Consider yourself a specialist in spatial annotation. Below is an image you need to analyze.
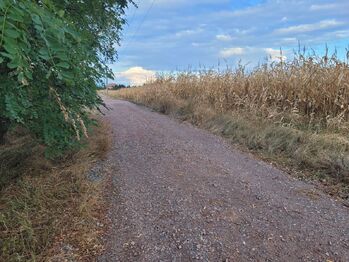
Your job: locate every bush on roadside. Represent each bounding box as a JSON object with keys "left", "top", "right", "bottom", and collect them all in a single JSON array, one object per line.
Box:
[{"left": 0, "top": 0, "right": 132, "bottom": 156}]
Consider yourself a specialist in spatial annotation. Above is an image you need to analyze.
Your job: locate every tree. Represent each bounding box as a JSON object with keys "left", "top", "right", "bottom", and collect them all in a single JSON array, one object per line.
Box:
[{"left": 0, "top": 0, "right": 133, "bottom": 156}]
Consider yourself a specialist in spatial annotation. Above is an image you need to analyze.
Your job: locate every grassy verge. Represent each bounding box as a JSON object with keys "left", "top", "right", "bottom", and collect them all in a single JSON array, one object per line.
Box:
[
  {"left": 104, "top": 54, "right": 349, "bottom": 199},
  {"left": 0, "top": 117, "right": 111, "bottom": 261}
]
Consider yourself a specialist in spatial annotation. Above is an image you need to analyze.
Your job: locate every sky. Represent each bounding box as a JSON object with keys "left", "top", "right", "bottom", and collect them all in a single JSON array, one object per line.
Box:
[{"left": 111, "top": 0, "right": 349, "bottom": 85}]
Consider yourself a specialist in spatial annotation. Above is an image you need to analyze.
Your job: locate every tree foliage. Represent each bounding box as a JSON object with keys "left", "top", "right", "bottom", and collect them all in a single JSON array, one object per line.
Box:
[{"left": 0, "top": 0, "right": 132, "bottom": 156}]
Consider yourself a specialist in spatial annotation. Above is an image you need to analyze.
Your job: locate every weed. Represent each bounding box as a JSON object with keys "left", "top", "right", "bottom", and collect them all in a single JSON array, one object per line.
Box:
[{"left": 0, "top": 118, "right": 111, "bottom": 261}]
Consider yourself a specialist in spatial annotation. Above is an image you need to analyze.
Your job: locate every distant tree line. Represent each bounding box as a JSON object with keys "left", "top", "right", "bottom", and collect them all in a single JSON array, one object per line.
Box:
[{"left": 105, "top": 83, "right": 130, "bottom": 90}]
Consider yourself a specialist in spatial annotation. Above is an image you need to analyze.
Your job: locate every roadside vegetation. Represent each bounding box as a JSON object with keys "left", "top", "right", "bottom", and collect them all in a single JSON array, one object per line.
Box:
[
  {"left": 0, "top": 1, "right": 132, "bottom": 260},
  {"left": 0, "top": 0, "right": 132, "bottom": 156},
  {"left": 111, "top": 50, "right": 349, "bottom": 198},
  {"left": 0, "top": 117, "right": 111, "bottom": 261}
]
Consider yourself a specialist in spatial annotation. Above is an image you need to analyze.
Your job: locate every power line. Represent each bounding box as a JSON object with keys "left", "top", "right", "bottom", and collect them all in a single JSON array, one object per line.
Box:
[
  {"left": 126, "top": 4, "right": 138, "bottom": 28},
  {"left": 127, "top": 0, "right": 156, "bottom": 44},
  {"left": 115, "top": 0, "right": 156, "bottom": 84}
]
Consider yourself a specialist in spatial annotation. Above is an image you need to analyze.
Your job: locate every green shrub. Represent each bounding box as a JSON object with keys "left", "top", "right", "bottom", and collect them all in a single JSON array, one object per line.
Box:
[{"left": 0, "top": 0, "right": 132, "bottom": 156}]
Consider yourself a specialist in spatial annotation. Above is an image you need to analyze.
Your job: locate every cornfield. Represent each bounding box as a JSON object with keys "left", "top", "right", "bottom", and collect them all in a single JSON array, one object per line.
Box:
[{"left": 119, "top": 50, "right": 349, "bottom": 130}]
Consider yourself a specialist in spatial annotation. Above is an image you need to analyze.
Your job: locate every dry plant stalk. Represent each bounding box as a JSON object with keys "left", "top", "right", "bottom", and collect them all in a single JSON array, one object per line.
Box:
[
  {"left": 49, "top": 86, "right": 88, "bottom": 140},
  {"left": 117, "top": 50, "right": 349, "bottom": 130}
]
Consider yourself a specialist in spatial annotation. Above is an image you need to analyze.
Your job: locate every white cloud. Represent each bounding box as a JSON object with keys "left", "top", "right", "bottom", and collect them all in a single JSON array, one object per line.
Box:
[
  {"left": 310, "top": 4, "right": 338, "bottom": 11},
  {"left": 275, "top": 19, "right": 344, "bottom": 34},
  {"left": 264, "top": 48, "right": 287, "bottom": 62},
  {"left": 216, "top": 34, "right": 233, "bottom": 41},
  {"left": 116, "top": 67, "right": 156, "bottom": 86},
  {"left": 219, "top": 47, "right": 245, "bottom": 58},
  {"left": 228, "top": 5, "right": 263, "bottom": 17},
  {"left": 218, "top": 47, "right": 288, "bottom": 62},
  {"left": 281, "top": 37, "right": 297, "bottom": 44},
  {"left": 191, "top": 42, "right": 207, "bottom": 47},
  {"left": 333, "top": 30, "right": 349, "bottom": 38},
  {"left": 175, "top": 28, "right": 203, "bottom": 38},
  {"left": 232, "top": 27, "right": 255, "bottom": 35}
]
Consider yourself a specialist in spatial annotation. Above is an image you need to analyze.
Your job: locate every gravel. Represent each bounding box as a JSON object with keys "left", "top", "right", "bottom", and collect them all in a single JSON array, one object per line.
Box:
[
  {"left": 86, "top": 163, "right": 105, "bottom": 182},
  {"left": 98, "top": 98, "right": 349, "bottom": 261}
]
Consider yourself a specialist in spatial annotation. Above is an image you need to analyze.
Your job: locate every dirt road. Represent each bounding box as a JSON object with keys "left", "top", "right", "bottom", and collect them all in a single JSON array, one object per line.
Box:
[{"left": 99, "top": 98, "right": 349, "bottom": 261}]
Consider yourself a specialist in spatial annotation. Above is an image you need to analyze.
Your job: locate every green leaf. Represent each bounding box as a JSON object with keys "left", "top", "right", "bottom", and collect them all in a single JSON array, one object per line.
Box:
[
  {"left": 24, "top": 70, "right": 33, "bottom": 80},
  {"left": 56, "top": 62, "right": 70, "bottom": 69},
  {"left": 5, "top": 29, "right": 21, "bottom": 39},
  {"left": 60, "top": 70, "right": 74, "bottom": 80},
  {"left": 8, "top": 12, "right": 24, "bottom": 23},
  {"left": 3, "top": 38, "right": 18, "bottom": 54},
  {"left": 6, "top": 55, "right": 20, "bottom": 69},
  {"left": 58, "top": 10, "right": 65, "bottom": 17},
  {"left": 0, "top": 1, "right": 6, "bottom": 9},
  {"left": 55, "top": 52, "right": 69, "bottom": 61},
  {"left": 7, "top": 6, "right": 25, "bottom": 22},
  {"left": 39, "top": 48, "right": 50, "bottom": 60},
  {"left": 0, "top": 57, "right": 3, "bottom": 63},
  {"left": 0, "top": 52, "right": 14, "bottom": 59},
  {"left": 31, "top": 14, "right": 41, "bottom": 25},
  {"left": 3, "top": 45, "right": 17, "bottom": 55}
]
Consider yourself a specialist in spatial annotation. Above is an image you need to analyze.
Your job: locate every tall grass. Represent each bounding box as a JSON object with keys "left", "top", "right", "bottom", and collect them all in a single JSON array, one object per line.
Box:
[
  {"left": 0, "top": 118, "right": 111, "bottom": 261},
  {"left": 113, "top": 50, "right": 349, "bottom": 197}
]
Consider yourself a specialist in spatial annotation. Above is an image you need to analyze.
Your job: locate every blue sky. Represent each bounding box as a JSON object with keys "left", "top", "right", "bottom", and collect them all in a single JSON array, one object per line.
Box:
[{"left": 111, "top": 0, "right": 349, "bottom": 85}]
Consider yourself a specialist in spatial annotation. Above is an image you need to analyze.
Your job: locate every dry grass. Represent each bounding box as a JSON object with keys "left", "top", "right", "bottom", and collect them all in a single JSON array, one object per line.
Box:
[
  {"left": 112, "top": 51, "right": 349, "bottom": 198},
  {"left": 0, "top": 117, "right": 112, "bottom": 261}
]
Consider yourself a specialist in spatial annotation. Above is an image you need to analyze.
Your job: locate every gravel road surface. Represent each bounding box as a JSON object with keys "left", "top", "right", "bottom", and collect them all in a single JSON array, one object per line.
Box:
[{"left": 99, "top": 98, "right": 349, "bottom": 262}]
